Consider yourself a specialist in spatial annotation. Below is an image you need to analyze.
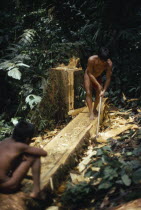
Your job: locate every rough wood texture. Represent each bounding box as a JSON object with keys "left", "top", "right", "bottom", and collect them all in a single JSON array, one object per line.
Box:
[
  {"left": 68, "top": 107, "right": 85, "bottom": 116},
  {"left": 0, "top": 99, "right": 106, "bottom": 209},
  {"left": 31, "top": 57, "right": 84, "bottom": 128},
  {"left": 48, "top": 67, "right": 83, "bottom": 111},
  {"left": 40, "top": 98, "right": 106, "bottom": 191},
  {"left": 31, "top": 67, "right": 83, "bottom": 128}
]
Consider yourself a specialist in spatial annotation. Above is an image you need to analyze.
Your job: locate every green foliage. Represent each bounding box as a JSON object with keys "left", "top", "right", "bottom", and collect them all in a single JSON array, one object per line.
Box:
[
  {"left": 0, "top": 120, "right": 13, "bottom": 141},
  {"left": 89, "top": 146, "right": 141, "bottom": 188},
  {"left": 0, "top": 2, "right": 80, "bottom": 132},
  {"left": 25, "top": 95, "right": 42, "bottom": 109},
  {"left": 61, "top": 143, "right": 141, "bottom": 208},
  {"left": 0, "top": 29, "right": 35, "bottom": 80},
  {"left": 61, "top": 182, "right": 94, "bottom": 209},
  {"left": 45, "top": 0, "right": 141, "bottom": 103},
  {"left": 0, "top": 0, "right": 141, "bottom": 133}
]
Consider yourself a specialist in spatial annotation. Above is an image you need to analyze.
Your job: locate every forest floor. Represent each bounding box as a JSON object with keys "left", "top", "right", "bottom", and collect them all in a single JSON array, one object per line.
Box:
[
  {"left": 28, "top": 99, "right": 141, "bottom": 210},
  {"left": 41, "top": 101, "right": 141, "bottom": 210}
]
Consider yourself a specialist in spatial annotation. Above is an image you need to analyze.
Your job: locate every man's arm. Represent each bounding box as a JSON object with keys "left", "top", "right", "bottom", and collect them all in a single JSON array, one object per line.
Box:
[
  {"left": 100, "top": 60, "right": 112, "bottom": 97},
  {"left": 87, "top": 57, "right": 102, "bottom": 92}
]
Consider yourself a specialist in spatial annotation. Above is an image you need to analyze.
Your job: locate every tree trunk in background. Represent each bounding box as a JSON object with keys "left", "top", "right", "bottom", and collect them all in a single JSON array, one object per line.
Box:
[{"left": 31, "top": 58, "right": 84, "bottom": 130}]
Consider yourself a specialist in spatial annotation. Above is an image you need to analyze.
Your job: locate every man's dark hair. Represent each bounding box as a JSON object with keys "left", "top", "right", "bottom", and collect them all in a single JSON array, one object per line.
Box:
[
  {"left": 12, "top": 121, "right": 35, "bottom": 142},
  {"left": 98, "top": 47, "right": 110, "bottom": 61}
]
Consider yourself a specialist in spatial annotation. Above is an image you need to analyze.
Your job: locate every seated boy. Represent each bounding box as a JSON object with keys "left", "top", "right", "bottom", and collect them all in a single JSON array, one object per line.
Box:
[{"left": 0, "top": 121, "right": 47, "bottom": 199}]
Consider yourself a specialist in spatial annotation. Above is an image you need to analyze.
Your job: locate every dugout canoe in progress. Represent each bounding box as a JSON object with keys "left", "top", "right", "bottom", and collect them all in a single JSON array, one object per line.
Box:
[{"left": 0, "top": 99, "right": 106, "bottom": 210}]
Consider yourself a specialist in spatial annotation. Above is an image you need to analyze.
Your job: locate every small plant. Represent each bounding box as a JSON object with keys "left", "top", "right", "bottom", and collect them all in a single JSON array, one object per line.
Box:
[
  {"left": 61, "top": 144, "right": 141, "bottom": 209},
  {"left": 61, "top": 182, "right": 94, "bottom": 209},
  {"left": 0, "top": 120, "right": 13, "bottom": 141}
]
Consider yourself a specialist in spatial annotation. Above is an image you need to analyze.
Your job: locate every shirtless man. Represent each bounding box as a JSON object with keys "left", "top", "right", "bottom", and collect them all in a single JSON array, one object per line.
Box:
[
  {"left": 84, "top": 47, "right": 112, "bottom": 120},
  {"left": 0, "top": 121, "right": 47, "bottom": 199}
]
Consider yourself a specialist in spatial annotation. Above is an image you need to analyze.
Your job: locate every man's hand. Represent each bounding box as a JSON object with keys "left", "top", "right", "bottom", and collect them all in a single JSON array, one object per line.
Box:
[{"left": 99, "top": 90, "right": 105, "bottom": 97}]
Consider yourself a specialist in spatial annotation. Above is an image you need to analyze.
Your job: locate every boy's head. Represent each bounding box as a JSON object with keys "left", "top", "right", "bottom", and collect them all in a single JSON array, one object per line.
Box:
[
  {"left": 98, "top": 47, "right": 110, "bottom": 61},
  {"left": 12, "top": 121, "right": 35, "bottom": 143}
]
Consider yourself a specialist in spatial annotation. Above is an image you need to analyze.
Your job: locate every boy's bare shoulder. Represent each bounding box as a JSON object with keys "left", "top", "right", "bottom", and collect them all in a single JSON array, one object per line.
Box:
[
  {"left": 14, "top": 142, "right": 28, "bottom": 149},
  {"left": 0, "top": 138, "right": 25, "bottom": 146},
  {"left": 0, "top": 139, "right": 28, "bottom": 157},
  {"left": 0, "top": 137, "right": 12, "bottom": 146},
  {"left": 11, "top": 142, "right": 29, "bottom": 154},
  {"left": 3, "top": 138, "right": 28, "bottom": 149}
]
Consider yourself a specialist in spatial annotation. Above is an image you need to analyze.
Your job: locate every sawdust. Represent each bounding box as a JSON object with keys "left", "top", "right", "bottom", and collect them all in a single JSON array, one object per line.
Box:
[{"left": 96, "top": 107, "right": 138, "bottom": 143}]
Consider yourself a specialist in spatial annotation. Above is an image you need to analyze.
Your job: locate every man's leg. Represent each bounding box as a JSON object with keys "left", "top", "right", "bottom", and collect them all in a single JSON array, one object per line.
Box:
[
  {"left": 84, "top": 73, "right": 94, "bottom": 120},
  {"left": 0, "top": 156, "right": 41, "bottom": 198},
  {"left": 93, "top": 77, "right": 103, "bottom": 116},
  {"left": 93, "top": 90, "right": 100, "bottom": 116}
]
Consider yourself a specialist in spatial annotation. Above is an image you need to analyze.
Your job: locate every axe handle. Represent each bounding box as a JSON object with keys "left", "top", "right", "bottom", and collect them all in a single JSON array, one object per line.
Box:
[{"left": 96, "top": 96, "right": 102, "bottom": 137}]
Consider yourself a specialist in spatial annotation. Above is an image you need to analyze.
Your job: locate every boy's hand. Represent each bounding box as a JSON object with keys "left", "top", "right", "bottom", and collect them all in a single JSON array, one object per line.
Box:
[{"left": 22, "top": 154, "right": 29, "bottom": 161}]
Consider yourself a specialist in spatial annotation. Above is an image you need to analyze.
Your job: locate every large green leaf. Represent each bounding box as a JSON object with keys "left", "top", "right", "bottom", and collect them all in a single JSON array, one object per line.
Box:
[
  {"left": 8, "top": 68, "right": 21, "bottom": 80},
  {"left": 98, "top": 181, "right": 112, "bottom": 190},
  {"left": 25, "top": 94, "right": 42, "bottom": 109},
  {"left": 16, "top": 63, "right": 30, "bottom": 68},
  {"left": 133, "top": 168, "right": 141, "bottom": 184},
  {"left": 103, "top": 166, "right": 118, "bottom": 180},
  {"left": 0, "top": 62, "right": 14, "bottom": 70},
  {"left": 121, "top": 174, "right": 131, "bottom": 186}
]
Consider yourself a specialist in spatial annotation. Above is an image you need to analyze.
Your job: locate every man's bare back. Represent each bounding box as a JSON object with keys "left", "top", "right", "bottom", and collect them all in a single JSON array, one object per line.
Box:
[
  {"left": 0, "top": 138, "right": 22, "bottom": 182},
  {"left": 0, "top": 121, "right": 47, "bottom": 199},
  {"left": 84, "top": 48, "right": 112, "bottom": 120}
]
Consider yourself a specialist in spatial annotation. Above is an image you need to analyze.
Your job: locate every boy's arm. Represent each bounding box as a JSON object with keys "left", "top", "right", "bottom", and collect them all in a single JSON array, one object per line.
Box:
[
  {"left": 100, "top": 60, "right": 112, "bottom": 97},
  {"left": 18, "top": 143, "right": 47, "bottom": 157},
  {"left": 87, "top": 57, "right": 102, "bottom": 92},
  {"left": 24, "top": 146, "right": 47, "bottom": 156}
]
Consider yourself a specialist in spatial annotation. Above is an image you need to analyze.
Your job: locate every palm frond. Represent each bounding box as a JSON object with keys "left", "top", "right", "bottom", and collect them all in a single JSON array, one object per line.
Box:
[{"left": 0, "top": 29, "right": 36, "bottom": 79}]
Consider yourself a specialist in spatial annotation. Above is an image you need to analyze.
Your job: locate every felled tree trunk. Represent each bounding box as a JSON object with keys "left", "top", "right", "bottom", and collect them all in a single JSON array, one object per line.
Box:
[
  {"left": 0, "top": 191, "right": 44, "bottom": 210},
  {"left": 111, "top": 198, "right": 141, "bottom": 210},
  {"left": 0, "top": 192, "right": 28, "bottom": 210}
]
